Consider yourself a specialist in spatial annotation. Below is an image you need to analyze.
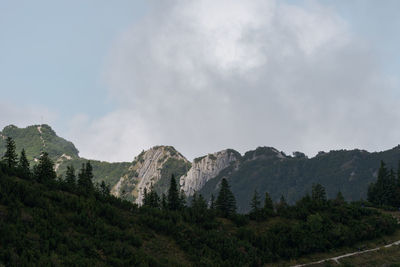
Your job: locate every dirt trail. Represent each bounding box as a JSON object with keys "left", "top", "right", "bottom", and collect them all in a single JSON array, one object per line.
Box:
[{"left": 291, "top": 239, "right": 400, "bottom": 267}]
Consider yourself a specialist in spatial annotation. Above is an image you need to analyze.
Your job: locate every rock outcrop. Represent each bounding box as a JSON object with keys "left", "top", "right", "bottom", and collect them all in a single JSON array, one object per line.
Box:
[
  {"left": 180, "top": 149, "right": 241, "bottom": 196},
  {"left": 111, "top": 146, "right": 191, "bottom": 204}
]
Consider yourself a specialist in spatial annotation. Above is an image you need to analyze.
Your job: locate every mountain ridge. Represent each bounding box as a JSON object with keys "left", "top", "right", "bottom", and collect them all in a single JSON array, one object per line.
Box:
[{"left": 1, "top": 124, "right": 400, "bottom": 213}]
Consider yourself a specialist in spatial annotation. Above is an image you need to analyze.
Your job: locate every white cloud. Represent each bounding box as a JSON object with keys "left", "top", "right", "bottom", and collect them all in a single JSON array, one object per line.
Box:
[{"left": 72, "top": 0, "right": 400, "bottom": 161}]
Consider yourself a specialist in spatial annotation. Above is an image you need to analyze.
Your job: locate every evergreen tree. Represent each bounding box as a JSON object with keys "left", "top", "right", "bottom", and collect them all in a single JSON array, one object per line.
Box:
[
  {"left": 65, "top": 165, "right": 76, "bottom": 191},
  {"left": 276, "top": 195, "right": 288, "bottom": 216},
  {"left": 333, "top": 191, "right": 345, "bottom": 205},
  {"left": 18, "top": 149, "right": 30, "bottom": 178},
  {"left": 216, "top": 178, "right": 236, "bottom": 218},
  {"left": 33, "top": 152, "right": 56, "bottom": 183},
  {"left": 167, "top": 174, "right": 180, "bottom": 210},
  {"left": 2, "top": 137, "right": 18, "bottom": 169},
  {"left": 161, "top": 193, "right": 167, "bottom": 210},
  {"left": 143, "top": 184, "right": 160, "bottom": 208},
  {"left": 262, "top": 192, "right": 274, "bottom": 218},
  {"left": 249, "top": 190, "right": 261, "bottom": 219},
  {"left": 100, "top": 181, "right": 110, "bottom": 196},
  {"left": 77, "top": 162, "right": 94, "bottom": 195},
  {"left": 311, "top": 183, "right": 327, "bottom": 207}
]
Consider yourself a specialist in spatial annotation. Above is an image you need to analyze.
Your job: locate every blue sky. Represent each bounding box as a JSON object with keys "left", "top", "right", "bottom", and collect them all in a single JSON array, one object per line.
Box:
[{"left": 1, "top": 0, "right": 400, "bottom": 162}]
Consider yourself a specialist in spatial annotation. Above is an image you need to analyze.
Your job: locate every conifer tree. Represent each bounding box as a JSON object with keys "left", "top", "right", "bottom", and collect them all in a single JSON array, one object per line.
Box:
[
  {"left": 263, "top": 192, "right": 274, "bottom": 217},
  {"left": 33, "top": 152, "right": 56, "bottom": 183},
  {"left": 167, "top": 174, "right": 180, "bottom": 210},
  {"left": 216, "top": 178, "right": 236, "bottom": 217},
  {"left": 334, "top": 191, "right": 345, "bottom": 205},
  {"left": 161, "top": 193, "right": 167, "bottom": 210},
  {"left": 77, "top": 162, "right": 94, "bottom": 195},
  {"left": 250, "top": 190, "right": 261, "bottom": 219},
  {"left": 100, "top": 181, "right": 110, "bottom": 196},
  {"left": 276, "top": 195, "right": 288, "bottom": 216},
  {"left": 18, "top": 149, "right": 30, "bottom": 178},
  {"left": 311, "top": 183, "right": 327, "bottom": 203},
  {"left": 2, "top": 137, "right": 18, "bottom": 169},
  {"left": 65, "top": 165, "right": 76, "bottom": 190}
]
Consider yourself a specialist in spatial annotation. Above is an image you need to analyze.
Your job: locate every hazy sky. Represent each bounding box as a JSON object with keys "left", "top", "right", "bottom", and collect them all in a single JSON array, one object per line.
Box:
[{"left": 1, "top": 0, "right": 400, "bottom": 162}]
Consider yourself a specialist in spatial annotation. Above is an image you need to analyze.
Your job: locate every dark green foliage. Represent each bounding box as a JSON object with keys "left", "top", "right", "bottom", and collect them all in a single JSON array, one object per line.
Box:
[
  {"left": 249, "top": 190, "right": 261, "bottom": 220},
  {"left": 216, "top": 178, "right": 236, "bottom": 217},
  {"left": 143, "top": 185, "right": 160, "bottom": 208},
  {"left": 65, "top": 165, "right": 76, "bottom": 190},
  {"left": 77, "top": 162, "right": 94, "bottom": 195},
  {"left": 0, "top": 156, "right": 398, "bottom": 266},
  {"left": 17, "top": 149, "right": 30, "bottom": 178},
  {"left": 33, "top": 152, "right": 56, "bottom": 183},
  {"left": 262, "top": 192, "right": 274, "bottom": 218},
  {"left": 2, "top": 137, "right": 18, "bottom": 169},
  {"left": 167, "top": 174, "right": 181, "bottom": 210},
  {"left": 368, "top": 160, "right": 400, "bottom": 207}
]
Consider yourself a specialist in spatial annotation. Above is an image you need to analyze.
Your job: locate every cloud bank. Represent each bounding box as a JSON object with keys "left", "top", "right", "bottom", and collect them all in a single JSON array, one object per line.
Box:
[{"left": 69, "top": 0, "right": 400, "bottom": 162}]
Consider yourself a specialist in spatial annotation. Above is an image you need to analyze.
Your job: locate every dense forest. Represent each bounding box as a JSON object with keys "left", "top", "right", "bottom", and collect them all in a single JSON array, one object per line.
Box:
[{"left": 0, "top": 137, "right": 398, "bottom": 266}]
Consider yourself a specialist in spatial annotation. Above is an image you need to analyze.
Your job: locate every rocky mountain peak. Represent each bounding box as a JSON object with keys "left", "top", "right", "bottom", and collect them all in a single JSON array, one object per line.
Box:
[{"left": 180, "top": 149, "right": 241, "bottom": 196}]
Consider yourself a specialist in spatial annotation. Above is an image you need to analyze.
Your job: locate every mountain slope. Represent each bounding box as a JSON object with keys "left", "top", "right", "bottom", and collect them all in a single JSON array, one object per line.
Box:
[{"left": 198, "top": 146, "right": 400, "bottom": 212}]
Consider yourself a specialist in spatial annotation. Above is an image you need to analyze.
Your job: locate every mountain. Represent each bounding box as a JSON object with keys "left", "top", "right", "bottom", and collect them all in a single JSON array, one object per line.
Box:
[
  {"left": 111, "top": 146, "right": 191, "bottom": 203},
  {"left": 199, "top": 146, "right": 400, "bottom": 212},
  {"left": 0, "top": 125, "right": 135, "bottom": 188},
  {"left": 2, "top": 124, "right": 400, "bottom": 213}
]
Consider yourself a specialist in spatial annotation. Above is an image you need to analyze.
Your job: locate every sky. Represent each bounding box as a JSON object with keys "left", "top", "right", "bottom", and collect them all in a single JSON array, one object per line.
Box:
[{"left": 1, "top": 0, "right": 400, "bottom": 162}]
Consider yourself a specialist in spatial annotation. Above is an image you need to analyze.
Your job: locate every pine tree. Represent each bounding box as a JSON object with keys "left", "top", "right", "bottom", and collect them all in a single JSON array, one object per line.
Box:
[
  {"left": 263, "top": 192, "right": 274, "bottom": 218},
  {"left": 216, "top": 178, "right": 236, "bottom": 218},
  {"left": 100, "top": 181, "right": 110, "bottom": 196},
  {"left": 77, "top": 162, "right": 94, "bottom": 195},
  {"left": 334, "top": 191, "right": 345, "bottom": 205},
  {"left": 167, "top": 174, "right": 180, "bottom": 210},
  {"left": 250, "top": 190, "right": 261, "bottom": 219},
  {"left": 33, "top": 152, "right": 56, "bottom": 183},
  {"left": 2, "top": 137, "right": 18, "bottom": 169},
  {"left": 161, "top": 193, "right": 167, "bottom": 210},
  {"left": 18, "top": 149, "right": 30, "bottom": 178},
  {"left": 311, "top": 183, "right": 327, "bottom": 206},
  {"left": 65, "top": 165, "right": 76, "bottom": 191},
  {"left": 276, "top": 195, "right": 288, "bottom": 216}
]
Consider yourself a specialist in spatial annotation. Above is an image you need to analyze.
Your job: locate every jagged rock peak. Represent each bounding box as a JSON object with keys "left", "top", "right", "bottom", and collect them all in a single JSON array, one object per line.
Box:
[
  {"left": 180, "top": 149, "right": 241, "bottom": 196},
  {"left": 112, "top": 145, "right": 190, "bottom": 204}
]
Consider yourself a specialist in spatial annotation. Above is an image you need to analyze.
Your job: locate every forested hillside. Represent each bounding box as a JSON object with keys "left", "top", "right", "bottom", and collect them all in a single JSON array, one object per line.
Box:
[{"left": 0, "top": 139, "right": 398, "bottom": 266}]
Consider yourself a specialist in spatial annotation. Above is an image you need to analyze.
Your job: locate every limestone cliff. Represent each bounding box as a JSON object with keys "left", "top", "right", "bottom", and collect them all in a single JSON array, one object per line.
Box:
[
  {"left": 179, "top": 149, "right": 241, "bottom": 196},
  {"left": 111, "top": 146, "right": 191, "bottom": 204}
]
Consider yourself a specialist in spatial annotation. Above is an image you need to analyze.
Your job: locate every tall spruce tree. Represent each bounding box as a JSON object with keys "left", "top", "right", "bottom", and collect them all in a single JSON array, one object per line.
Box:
[
  {"left": 18, "top": 149, "right": 30, "bottom": 178},
  {"left": 33, "top": 152, "right": 56, "bottom": 183},
  {"left": 263, "top": 192, "right": 274, "bottom": 218},
  {"left": 77, "top": 162, "right": 94, "bottom": 195},
  {"left": 167, "top": 174, "right": 180, "bottom": 210},
  {"left": 65, "top": 165, "right": 76, "bottom": 190},
  {"left": 2, "top": 137, "right": 18, "bottom": 169},
  {"left": 216, "top": 178, "right": 236, "bottom": 218},
  {"left": 250, "top": 190, "right": 261, "bottom": 219}
]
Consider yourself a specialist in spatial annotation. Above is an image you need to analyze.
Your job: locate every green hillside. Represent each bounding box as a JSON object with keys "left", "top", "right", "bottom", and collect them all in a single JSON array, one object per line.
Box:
[
  {"left": 0, "top": 125, "right": 134, "bottom": 187},
  {"left": 0, "top": 160, "right": 398, "bottom": 266}
]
